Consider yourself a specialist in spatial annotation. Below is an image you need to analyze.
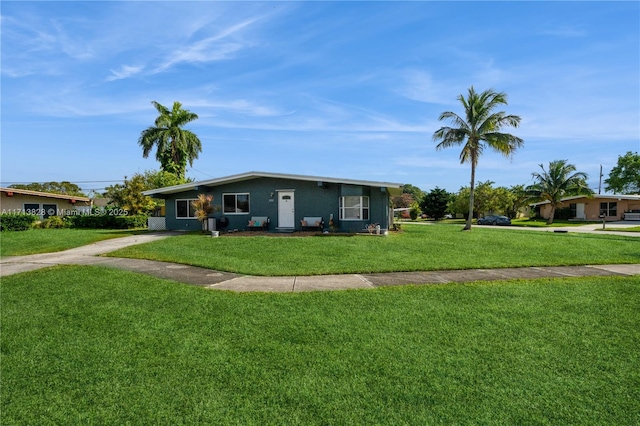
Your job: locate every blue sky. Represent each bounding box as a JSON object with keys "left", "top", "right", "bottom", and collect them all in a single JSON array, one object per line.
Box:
[{"left": 2, "top": 1, "right": 639, "bottom": 196}]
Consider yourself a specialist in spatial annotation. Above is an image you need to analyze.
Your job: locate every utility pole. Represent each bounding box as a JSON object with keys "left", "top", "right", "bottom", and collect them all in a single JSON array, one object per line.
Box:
[{"left": 598, "top": 164, "right": 603, "bottom": 194}]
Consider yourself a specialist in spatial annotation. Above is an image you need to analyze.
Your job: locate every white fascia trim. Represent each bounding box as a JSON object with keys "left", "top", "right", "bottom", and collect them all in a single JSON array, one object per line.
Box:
[{"left": 143, "top": 171, "right": 404, "bottom": 196}]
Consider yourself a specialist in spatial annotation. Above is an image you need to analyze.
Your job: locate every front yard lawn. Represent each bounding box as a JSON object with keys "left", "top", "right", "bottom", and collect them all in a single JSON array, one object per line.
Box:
[
  {"left": 510, "top": 218, "right": 600, "bottom": 227},
  {"left": 602, "top": 226, "right": 640, "bottom": 233},
  {"left": 511, "top": 218, "right": 640, "bottom": 232},
  {"left": 0, "top": 228, "right": 147, "bottom": 257},
  {"left": 109, "top": 224, "right": 640, "bottom": 276},
  {"left": 2, "top": 266, "right": 638, "bottom": 425}
]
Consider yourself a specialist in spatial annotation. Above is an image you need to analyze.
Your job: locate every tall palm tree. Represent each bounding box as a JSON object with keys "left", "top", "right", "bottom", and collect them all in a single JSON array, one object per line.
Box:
[
  {"left": 526, "top": 160, "right": 593, "bottom": 224},
  {"left": 138, "top": 101, "right": 202, "bottom": 179},
  {"left": 433, "top": 86, "right": 523, "bottom": 230}
]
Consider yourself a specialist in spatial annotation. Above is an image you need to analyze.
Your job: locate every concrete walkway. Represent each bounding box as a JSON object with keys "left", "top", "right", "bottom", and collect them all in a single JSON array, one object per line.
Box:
[
  {"left": 415, "top": 220, "right": 640, "bottom": 237},
  {"left": 1, "top": 230, "right": 639, "bottom": 292},
  {"left": 478, "top": 222, "right": 640, "bottom": 237}
]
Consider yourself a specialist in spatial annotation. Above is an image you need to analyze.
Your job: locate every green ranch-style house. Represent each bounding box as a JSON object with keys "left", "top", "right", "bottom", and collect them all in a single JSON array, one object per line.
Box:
[{"left": 143, "top": 171, "right": 404, "bottom": 233}]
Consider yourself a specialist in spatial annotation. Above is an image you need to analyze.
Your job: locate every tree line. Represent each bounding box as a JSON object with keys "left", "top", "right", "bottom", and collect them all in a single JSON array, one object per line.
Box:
[
  {"left": 396, "top": 152, "right": 639, "bottom": 225},
  {"left": 8, "top": 95, "right": 638, "bottom": 224},
  {"left": 429, "top": 86, "right": 638, "bottom": 227}
]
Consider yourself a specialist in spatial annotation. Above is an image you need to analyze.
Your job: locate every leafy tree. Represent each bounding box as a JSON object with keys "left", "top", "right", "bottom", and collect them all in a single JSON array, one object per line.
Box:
[
  {"left": 143, "top": 169, "right": 192, "bottom": 191},
  {"left": 448, "top": 182, "right": 522, "bottom": 219},
  {"left": 448, "top": 187, "right": 471, "bottom": 218},
  {"left": 104, "top": 174, "right": 156, "bottom": 215},
  {"left": 103, "top": 170, "right": 188, "bottom": 216},
  {"left": 473, "top": 180, "right": 498, "bottom": 217},
  {"left": 402, "top": 184, "right": 425, "bottom": 204},
  {"left": 448, "top": 182, "right": 495, "bottom": 219},
  {"left": 392, "top": 193, "right": 416, "bottom": 209},
  {"left": 9, "top": 181, "right": 86, "bottom": 197},
  {"left": 420, "top": 187, "right": 451, "bottom": 220},
  {"left": 393, "top": 184, "right": 425, "bottom": 209},
  {"left": 526, "top": 160, "right": 593, "bottom": 224},
  {"left": 604, "top": 151, "right": 640, "bottom": 194},
  {"left": 495, "top": 185, "right": 529, "bottom": 219},
  {"left": 433, "top": 86, "right": 523, "bottom": 230},
  {"left": 138, "top": 101, "right": 202, "bottom": 179}
]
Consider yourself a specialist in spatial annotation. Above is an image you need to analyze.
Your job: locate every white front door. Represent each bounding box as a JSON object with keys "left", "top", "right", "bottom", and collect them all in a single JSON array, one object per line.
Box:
[
  {"left": 278, "top": 191, "right": 295, "bottom": 228},
  {"left": 576, "top": 203, "right": 585, "bottom": 220}
]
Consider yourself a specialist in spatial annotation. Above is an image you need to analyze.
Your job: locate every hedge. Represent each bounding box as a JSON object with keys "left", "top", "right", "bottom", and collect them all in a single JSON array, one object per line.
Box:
[
  {"left": 67, "top": 214, "right": 148, "bottom": 229},
  {"left": 0, "top": 214, "right": 39, "bottom": 231}
]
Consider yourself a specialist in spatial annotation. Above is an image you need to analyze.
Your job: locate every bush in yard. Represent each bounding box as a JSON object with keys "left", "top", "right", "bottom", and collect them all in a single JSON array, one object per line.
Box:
[
  {"left": 68, "top": 214, "right": 148, "bottom": 229},
  {"left": 409, "top": 202, "right": 421, "bottom": 220},
  {"left": 37, "top": 216, "right": 68, "bottom": 229},
  {"left": 118, "top": 215, "right": 148, "bottom": 229},
  {"left": 0, "top": 214, "right": 39, "bottom": 231}
]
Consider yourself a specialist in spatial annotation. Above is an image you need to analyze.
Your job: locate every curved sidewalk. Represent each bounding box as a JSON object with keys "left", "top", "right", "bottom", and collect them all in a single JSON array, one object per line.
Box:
[{"left": 1, "top": 232, "right": 638, "bottom": 292}]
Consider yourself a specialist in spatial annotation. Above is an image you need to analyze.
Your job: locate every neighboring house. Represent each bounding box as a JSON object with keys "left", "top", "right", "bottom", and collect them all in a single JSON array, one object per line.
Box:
[
  {"left": 530, "top": 194, "right": 640, "bottom": 222},
  {"left": 0, "top": 187, "right": 91, "bottom": 219},
  {"left": 143, "top": 171, "right": 404, "bottom": 232}
]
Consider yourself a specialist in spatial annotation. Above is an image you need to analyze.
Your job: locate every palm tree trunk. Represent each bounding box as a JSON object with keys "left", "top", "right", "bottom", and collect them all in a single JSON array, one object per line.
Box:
[
  {"left": 547, "top": 205, "right": 556, "bottom": 225},
  {"left": 465, "top": 160, "right": 476, "bottom": 230}
]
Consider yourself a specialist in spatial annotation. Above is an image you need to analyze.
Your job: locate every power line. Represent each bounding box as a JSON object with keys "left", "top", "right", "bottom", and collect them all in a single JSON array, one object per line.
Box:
[{"left": 187, "top": 167, "right": 215, "bottom": 179}]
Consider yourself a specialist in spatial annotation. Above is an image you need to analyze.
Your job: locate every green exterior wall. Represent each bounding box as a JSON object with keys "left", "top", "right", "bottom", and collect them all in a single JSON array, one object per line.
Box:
[{"left": 162, "top": 176, "right": 392, "bottom": 232}]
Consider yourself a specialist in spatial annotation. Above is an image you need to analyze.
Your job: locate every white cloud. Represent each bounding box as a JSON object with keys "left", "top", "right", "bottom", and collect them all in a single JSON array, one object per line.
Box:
[
  {"left": 192, "top": 99, "right": 289, "bottom": 118},
  {"left": 539, "top": 26, "right": 587, "bottom": 38},
  {"left": 396, "top": 70, "right": 462, "bottom": 105},
  {"left": 106, "top": 65, "right": 144, "bottom": 82},
  {"left": 154, "top": 18, "right": 261, "bottom": 73}
]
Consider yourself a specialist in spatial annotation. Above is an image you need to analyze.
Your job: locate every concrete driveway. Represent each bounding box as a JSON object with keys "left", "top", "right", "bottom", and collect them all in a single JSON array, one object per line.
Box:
[{"left": 0, "top": 232, "right": 182, "bottom": 276}]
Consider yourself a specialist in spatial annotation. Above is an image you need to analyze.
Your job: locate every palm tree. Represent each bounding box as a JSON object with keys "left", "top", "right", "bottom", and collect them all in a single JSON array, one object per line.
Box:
[
  {"left": 138, "top": 101, "right": 202, "bottom": 179},
  {"left": 433, "top": 86, "right": 523, "bottom": 230},
  {"left": 191, "top": 194, "right": 214, "bottom": 232},
  {"left": 526, "top": 160, "right": 593, "bottom": 224}
]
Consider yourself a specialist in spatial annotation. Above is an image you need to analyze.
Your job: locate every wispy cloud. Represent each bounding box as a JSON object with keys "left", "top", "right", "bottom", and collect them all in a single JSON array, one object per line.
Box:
[
  {"left": 539, "top": 26, "right": 587, "bottom": 38},
  {"left": 396, "top": 70, "right": 462, "bottom": 105},
  {"left": 154, "top": 18, "right": 261, "bottom": 73},
  {"left": 192, "top": 98, "right": 290, "bottom": 118},
  {"left": 106, "top": 65, "right": 144, "bottom": 82},
  {"left": 2, "top": 1, "right": 637, "bottom": 193}
]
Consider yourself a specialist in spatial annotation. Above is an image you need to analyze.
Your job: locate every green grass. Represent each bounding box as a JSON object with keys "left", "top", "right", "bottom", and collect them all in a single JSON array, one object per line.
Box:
[
  {"left": 0, "top": 228, "right": 147, "bottom": 257},
  {"left": 510, "top": 218, "right": 600, "bottom": 227},
  {"left": 511, "top": 218, "right": 638, "bottom": 232},
  {"left": 2, "top": 265, "right": 638, "bottom": 425},
  {"left": 406, "top": 218, "right": 599, "bottom": 228},
  {"left": 109, "top": 224, "right": 640, "bottom": 276},
  {"left": 603, "top": 226, "right": 640, "bottom": 233}
]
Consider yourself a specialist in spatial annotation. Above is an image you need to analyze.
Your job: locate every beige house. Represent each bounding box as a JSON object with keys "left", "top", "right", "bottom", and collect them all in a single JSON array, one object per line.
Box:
[
  {"left": 531, "top": 194, "right": 640, "bottom": 222},
  {"left": 0, "top": 187, "right": 91, "bottom": 219}
]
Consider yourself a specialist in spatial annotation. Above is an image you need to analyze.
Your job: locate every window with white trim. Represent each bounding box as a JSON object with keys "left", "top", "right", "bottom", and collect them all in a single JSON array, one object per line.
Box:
[
  {"left": 339, "top": 196, "right": 369, "bottom": 220},
  {"left": 223, "top": 193, "right": 250, "bottom": 214},
  {"left": 600, "top": 202, "right": 617, "bottom": 217},
  {"left": 176, "top": 199, "right": 197, "bottom": 219}
]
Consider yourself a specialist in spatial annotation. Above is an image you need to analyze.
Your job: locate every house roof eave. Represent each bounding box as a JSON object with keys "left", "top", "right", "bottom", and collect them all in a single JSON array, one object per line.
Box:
[
  {"left": 143, "top": 171, "right": 404, "bottom": 197},
  {"left": 0, "top": 187, "right": 91, "bottom": 202},
  {"left": 528, "top": 194, "right": 640, "bottom": 207}
]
